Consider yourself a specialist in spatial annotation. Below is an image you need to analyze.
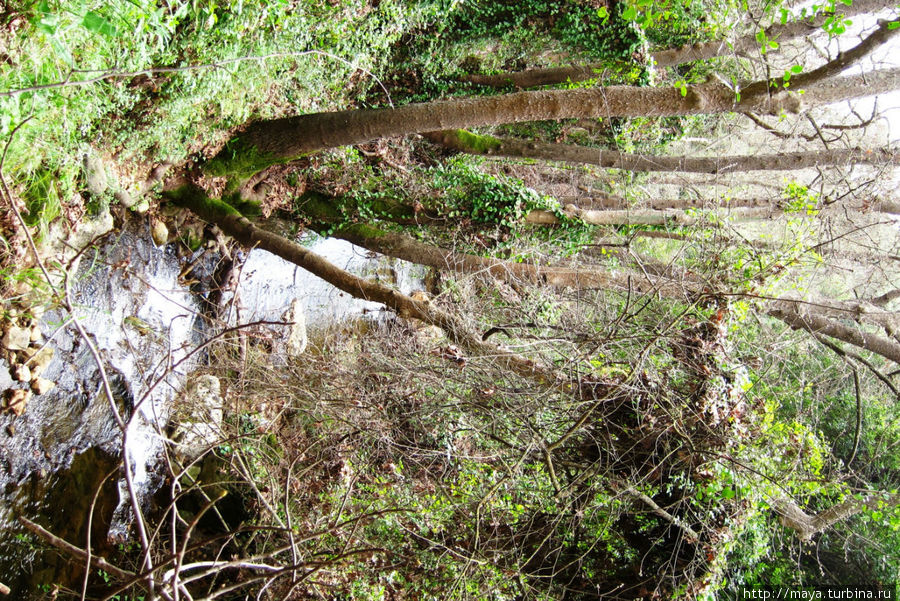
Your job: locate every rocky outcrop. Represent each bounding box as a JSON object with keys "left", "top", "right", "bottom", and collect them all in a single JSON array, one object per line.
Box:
[{"left": 168, "top": 375, "right": 224, "bottom": 462}]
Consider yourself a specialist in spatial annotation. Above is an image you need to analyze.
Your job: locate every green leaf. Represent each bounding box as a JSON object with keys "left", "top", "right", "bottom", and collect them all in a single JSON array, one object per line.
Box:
[
  {"left": 791, "top": 64, "right": 803, "bottom": 73},
  {"left": 83, "top": 11, "right": 118, "bottom": 36},
  {"left": 622, "top": 5, "right": 637, "bottom": 21}
]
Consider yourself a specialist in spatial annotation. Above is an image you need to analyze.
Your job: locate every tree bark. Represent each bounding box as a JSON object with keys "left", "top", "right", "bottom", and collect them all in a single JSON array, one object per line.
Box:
[
  {"left": 772, "top": 492, "right": 900, "bottom": 541},
  {"left": 425, "top": 129, "right": 898, "bottom": 174},
  {"left": 767, "top": 300, "right": 900, "bottom": 364},
  {"left": 209, "top": 84, "right": 799, "bottom": 174},
  {"left": 209, "top": 20, "right": 898, "bottom": 179}
]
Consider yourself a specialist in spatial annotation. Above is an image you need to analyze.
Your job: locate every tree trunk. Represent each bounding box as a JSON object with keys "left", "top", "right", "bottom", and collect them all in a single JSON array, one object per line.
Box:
[
  {"left": 525, "top": 205, "right": 778, "bottom": 226},
  {"left": 208, "top": 84, "right": 800, "bottom": 178},
  {"left": 767, "top": 300, "right": 900, "bottom": 364},
  {"left": 772, "top": 493, "right": 900, "bottom": 541},
  {"left": 293, "top": 191, "right": 700, "bottom": 297},
  {"left": 209, "top": 20, "right": 898, "bottom": 182},
  {"left": 167, "top": 184, "right": 552, "bottom": 380},
  {"left": 457, "top": 0, "right": 897, "bottom": 88},
  {"left": 425, "top": 129, "right": 897, "bottom": 174}
]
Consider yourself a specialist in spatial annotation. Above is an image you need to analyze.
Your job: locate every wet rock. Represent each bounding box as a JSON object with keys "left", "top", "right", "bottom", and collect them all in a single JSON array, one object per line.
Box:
[
  {"left": 13, "top": 364, "right": 31, "bottom": 382},
  {"left": 151, "top": 219, "right": 169, "bottom": 247},
  {"left": 30, "top": 378, "right": 55, "bottom": 395},
  {"left": 170, "top": 375, "right": 223, "bottom": 462},
  {"left": 4, "top": 388, "right": 31, "bottom": 416},
  {"left": 285, "top": 299, "right": 308, "bottom": 357},
  {"left": 2, "top": 326, "right": 30, "bottom": 351}
]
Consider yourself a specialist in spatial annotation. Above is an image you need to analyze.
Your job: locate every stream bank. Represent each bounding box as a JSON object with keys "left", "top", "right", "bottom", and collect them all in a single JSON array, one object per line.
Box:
[{"left": 0, "top": 210, "right": 426, "bottom": 596}]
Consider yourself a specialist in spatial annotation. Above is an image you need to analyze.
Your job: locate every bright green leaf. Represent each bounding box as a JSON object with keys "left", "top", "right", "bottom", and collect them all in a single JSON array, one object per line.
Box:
[{"left": 83, "top": 11, "right": 118, "bottom": 36}]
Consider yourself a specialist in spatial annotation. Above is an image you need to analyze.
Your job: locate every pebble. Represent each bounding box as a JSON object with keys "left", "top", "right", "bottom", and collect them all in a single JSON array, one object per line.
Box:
[
  {"left": 1, "top": 326, "right": 30, "bottom": 351},
  {"left": 4, "top": 389, "right": 30, "bottom": 416},
  {"left": 151, "top": 219, "right": 169, "bottom": 247},
  {"left": 31, "top": 378, "right": 55, "bottom": 395},
  {"left": 13, "top": 364, "right": 31, "bottom": 382}
]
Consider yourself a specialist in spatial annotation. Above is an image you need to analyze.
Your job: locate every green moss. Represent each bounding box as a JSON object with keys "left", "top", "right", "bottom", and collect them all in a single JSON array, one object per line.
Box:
[
  {"left": 453, "top": 129, "right": 502, "bottom": 153},
  {"left": 165, "top": 185, "right": 243, "bottom": 220},
  {"left": 222, "top": 191, "right": 262, "bottom": 217},
  {"left": 294, "top": 191, "right": 343, "bottom": 221},
  {"left": 344, "top": 223, "right": 387, "bottom": 239},
  {"left": 204, "top": 141, "right": 289, "bottom": 193}
]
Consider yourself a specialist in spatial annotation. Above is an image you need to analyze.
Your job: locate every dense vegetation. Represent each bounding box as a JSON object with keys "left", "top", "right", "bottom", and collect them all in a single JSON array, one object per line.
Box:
[{"left": 1, "top": 0, "right": 899, "bottom": 599}]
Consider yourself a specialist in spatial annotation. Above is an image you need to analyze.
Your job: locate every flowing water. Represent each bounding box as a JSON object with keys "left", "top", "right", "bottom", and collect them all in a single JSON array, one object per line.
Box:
[{"left": 0, "top": 220, "right": 425, "bottom": 595}]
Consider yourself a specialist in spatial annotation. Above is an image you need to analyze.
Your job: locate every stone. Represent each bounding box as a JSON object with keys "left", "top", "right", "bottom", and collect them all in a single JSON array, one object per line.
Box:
[
  {"left": 31, "top": 377, "right": 55, "bottom": 395},
  {"left": 83, "top": 153, "right": 108, "bottom": 196},
  {"left": 4, "top": 388, "right": 31, "bottom": 416},
  {"left": 170, "top": 375, "right": 223, "bottom": 462},
  {"left": 284, "top": 299, "right": 308, "bottom": 357},
  {"left": 13, "top": 363, "right": 31, "bottom": 382},
  {"left": 132, "top": 198, "right": 150, "bottom": 214},
  {"left": 29, "top": 324, "right": 41, "bottom": 342},
  {"left": 151, "top": 219, "right": 169, "bottom": 247},
  {"left": 28, "top": 347, "right": 54, "bottom": 378},
  {"left": 2, "top": 326, "right": 30, "bottom": 351}
]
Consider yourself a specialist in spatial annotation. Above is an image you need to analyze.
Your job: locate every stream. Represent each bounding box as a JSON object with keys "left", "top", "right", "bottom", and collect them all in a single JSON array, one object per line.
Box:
[{"left": 0, "top": 217, "right": 425, "bottom": 595}]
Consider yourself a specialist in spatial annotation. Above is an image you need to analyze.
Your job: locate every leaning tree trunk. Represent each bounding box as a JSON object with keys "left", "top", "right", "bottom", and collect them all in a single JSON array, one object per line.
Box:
[
  {"left": 425, "top": 129, "right": 898, "bottom": 174},
  {"left": 767, "top": 300, "right": 900, "bottom": 364},
  {"left": 458, "top": 0, "right": 897, "bottom": 88},
  {"left": 208, "top": 19, "right": 898, "bottom": 184},
  {"left": 207, "top": 83, "right": 795, "bottom": 177},
  {"left": 167, "top": 184, "right": 555, "bottom": 381},
  {"left": 293, "top": 191, "right": 700, "bottom": 298},
  {"left": 772, "top": 492, "right": 900, "bottom": 541}
]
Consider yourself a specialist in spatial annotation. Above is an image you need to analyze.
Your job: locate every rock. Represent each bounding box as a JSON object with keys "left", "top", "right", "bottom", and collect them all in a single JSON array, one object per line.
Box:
[
  {"left": 83, "top": 153, "right": 108, "bottom": 196},
  {"left": 131, "top": 198, "right": 150, "bottom": 214},
  {"left": 170, "top": 375, "right": 223, "bottom": 462},
  {"left": 285, "top": 299, "right": 308, "bottom": 357},
  {"left": 29, "top": 323, "right": 41, "bottom": 342},
  {"left": 13, "top": 364, "right": 31, "bottom": 382},
  {"left": 28, "top": 347, "right": 54, "bottom": 378},
  {"left": 2, "top": 326, "right": 30, "bottom": 351},
  {"left": 31, "top": 377, "right": 55, "bottom": 395},
  {"left": 6, "top": 424, "right": 14, "bottom": 436},
  {"left": 151, "top": 219, "right": 169, "bottom": 247},
  {"left": 4, "top": 388, "right": 31, "bottom": 416}
]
